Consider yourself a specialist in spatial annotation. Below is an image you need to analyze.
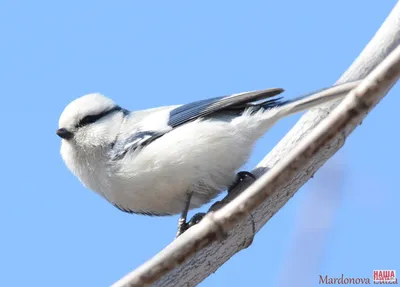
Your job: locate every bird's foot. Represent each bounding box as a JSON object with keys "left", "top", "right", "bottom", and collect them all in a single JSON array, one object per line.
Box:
[
  {"left": 228, "top": 171, "right": 256, "bottom": 193},
  {"left": 187, "top": 212, "right": 206, "bottom": 229},
  {"left": 175, "top": 212, "right": 206, "bottom": 238},
  {"left": 176, "top": 217, "right": 188, "bottom": 238}
]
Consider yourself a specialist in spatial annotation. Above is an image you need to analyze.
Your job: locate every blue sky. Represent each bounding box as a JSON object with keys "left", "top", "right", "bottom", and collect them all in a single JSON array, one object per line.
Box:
[{"left": 1, "top": 1, "right": 399, "bottom": 286}]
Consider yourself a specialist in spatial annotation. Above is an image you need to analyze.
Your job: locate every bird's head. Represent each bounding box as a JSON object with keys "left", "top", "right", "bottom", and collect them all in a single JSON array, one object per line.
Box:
[{"left": 57, "top": 93, "right": 128, "bottom": 151}]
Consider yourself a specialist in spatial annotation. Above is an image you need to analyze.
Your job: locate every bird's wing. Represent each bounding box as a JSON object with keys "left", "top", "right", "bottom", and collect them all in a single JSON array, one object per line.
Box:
[
  {"left": 110, "top": 130, "right": 166, "bottom": 160},
  {"left": 167, "top": 88, "right": 284, "bottom": 128},
  {"left": 110, "top": 88, "right": 284, "bottom": 160}
]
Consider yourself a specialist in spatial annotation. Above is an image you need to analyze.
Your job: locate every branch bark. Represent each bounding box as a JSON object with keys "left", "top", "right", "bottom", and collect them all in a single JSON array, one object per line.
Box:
[{"left": 113, "top": 2, "right": 400, "bottom": 287}]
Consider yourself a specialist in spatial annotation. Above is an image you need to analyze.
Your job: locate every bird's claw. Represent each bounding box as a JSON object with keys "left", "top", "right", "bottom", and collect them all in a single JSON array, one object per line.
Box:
[
  {"left": 187, "top": 212, "right": 206, "bottom": 228},
  {"left": 176, "top": 217, "right": 187, "bottom": 238},
  {"left": 175, "top": 212, "right": 206, "bottom": 238},
  {"left": 228, "top": 171, "right": 256, "bottom": 192}
]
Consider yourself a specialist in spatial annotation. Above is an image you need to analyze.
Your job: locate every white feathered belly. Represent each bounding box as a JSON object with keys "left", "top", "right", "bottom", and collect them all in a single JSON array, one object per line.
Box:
[{"left": 102, "top": 116, "right": 268, "bottom": 215}]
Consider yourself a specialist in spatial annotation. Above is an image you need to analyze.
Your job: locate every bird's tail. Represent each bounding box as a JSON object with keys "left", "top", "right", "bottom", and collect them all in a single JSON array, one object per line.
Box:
[{"left": 272, "top": 80, "right": 361, "bottom": 119}]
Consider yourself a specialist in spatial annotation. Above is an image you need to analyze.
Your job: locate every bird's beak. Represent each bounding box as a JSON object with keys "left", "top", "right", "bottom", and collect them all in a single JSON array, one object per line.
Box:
[{"left": 56, "top": 128, "right": 74, "bottom": 140}]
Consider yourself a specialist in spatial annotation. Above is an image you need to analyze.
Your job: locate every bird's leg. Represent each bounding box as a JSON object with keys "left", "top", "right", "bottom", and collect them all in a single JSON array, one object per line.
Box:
[
  {"left": 228, "top": 171, "right": 256, "bottom": 193},
  {"left": 175, "top": 172, "right": 256, "bottom": 238},
  {"left": 176, "top": 191, "right": 194, "bottom": 238}
]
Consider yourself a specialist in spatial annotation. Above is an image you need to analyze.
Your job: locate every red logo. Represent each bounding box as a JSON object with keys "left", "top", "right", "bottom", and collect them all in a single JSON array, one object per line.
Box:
[{"left": 373, "top": 270, "right": 397, "bottom": 284}]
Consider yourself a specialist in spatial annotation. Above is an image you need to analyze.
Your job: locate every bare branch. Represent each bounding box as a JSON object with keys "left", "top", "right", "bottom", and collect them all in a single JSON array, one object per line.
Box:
[{"left": 113, "top": 2, "right": 400, "bottom": 287}]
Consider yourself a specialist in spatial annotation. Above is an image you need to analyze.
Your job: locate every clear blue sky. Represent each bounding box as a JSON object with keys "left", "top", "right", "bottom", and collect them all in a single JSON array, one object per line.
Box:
[{"left": 1, "top": 1, "right": 398, "bottom": 286}]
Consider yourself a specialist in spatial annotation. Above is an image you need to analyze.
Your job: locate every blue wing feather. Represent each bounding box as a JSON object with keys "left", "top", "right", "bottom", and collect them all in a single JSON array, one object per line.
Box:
[
  {"left": 167, "top": 88, "right": 284, "bottom": 128},
  {"left": 110, "top": 130, "right": 163, "bottom": 160}
]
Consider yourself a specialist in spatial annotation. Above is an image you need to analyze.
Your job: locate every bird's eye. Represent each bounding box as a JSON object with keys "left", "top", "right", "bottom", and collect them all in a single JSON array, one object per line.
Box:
[
  {"left": 75, "top": 106, "right": 124, "bottom": 128},
  {"left": 77, "top": 114, "right": 104, "bottom": 128}
]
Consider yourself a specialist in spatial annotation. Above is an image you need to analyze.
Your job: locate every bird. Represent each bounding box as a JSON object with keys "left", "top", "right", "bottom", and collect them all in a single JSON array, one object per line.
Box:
[{"left": 57, "top": 81, "right": 359, "bottom": 237}]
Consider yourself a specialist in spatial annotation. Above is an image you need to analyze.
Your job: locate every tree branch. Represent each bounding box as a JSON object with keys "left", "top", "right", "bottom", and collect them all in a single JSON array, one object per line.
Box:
[{"left": 113, "top": 2, "right": 400, "bottom": 286}]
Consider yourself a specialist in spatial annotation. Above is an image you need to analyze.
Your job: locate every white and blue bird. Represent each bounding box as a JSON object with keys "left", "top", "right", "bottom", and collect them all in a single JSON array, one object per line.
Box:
[{"left": 57, "top": 81, "right": 358, "bottom": 237}]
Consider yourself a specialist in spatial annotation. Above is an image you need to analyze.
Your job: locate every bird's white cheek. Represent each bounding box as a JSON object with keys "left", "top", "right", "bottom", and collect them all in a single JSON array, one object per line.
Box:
[
  {"left": 60, "top": 141, "right": 81, "bottom": 177},
  {"left": 77, "top": 122, "right": 119, "bottom": 148}
]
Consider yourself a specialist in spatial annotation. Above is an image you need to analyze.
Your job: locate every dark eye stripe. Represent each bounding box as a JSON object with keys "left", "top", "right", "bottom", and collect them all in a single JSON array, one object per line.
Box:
[{"left": 76, "top": 106, "right": 127, "bottom": 128}]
